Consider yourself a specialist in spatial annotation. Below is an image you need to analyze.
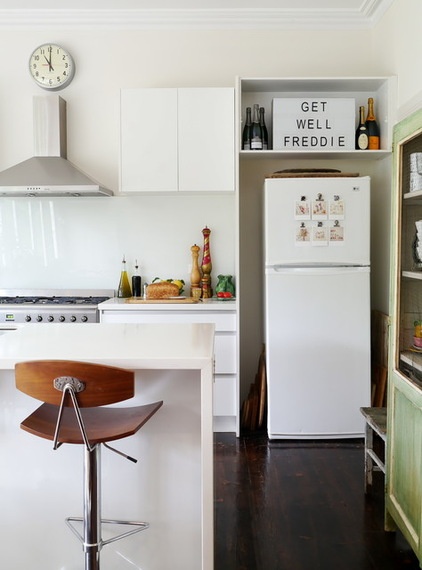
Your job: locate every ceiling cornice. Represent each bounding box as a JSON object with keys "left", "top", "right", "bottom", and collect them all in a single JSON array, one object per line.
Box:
[{"left": 0, "top": 1, "right": 395, "bottom": 31}]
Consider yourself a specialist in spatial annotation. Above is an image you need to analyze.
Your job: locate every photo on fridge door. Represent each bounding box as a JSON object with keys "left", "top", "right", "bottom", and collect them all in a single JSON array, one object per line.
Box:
[
  {"left": 295, "top": 197, "right": 311, "bottom": 219},
  {"left": 330, "top": 220, "right": 345, "bottom": 244},
  {"left": 312, "top": 222, "right": 328, "bottom": 246},
  {"left": 329, "top": 196, "right": 345, "bottom": 219},
  {"left": 295, "top": 222, "right": 311, "bottom": 244},
  {"left": 312, "top": 194, "right": 327, "bottom": 220}
]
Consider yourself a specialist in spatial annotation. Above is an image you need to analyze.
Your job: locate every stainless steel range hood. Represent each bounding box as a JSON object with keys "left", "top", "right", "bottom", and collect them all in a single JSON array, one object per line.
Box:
[{"left": 0, "top": 96, "right": 113, "bottom": 197}]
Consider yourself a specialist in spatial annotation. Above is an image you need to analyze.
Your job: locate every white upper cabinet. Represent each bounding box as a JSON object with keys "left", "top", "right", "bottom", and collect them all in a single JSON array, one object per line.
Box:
[
  {"left": 120, "top": 88, "right": 178, "bottom": 193},
  {"left": 120, "top": 87, "right": 235, "bottom": 193}
]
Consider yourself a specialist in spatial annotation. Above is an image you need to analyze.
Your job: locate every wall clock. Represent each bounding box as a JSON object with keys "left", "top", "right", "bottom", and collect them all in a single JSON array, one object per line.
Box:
[{"left": 29, "top": 43, "right": 75, "bottom": 91}]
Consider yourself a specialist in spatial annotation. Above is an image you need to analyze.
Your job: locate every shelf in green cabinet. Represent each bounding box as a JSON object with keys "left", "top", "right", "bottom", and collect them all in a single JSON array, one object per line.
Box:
[
  {"left": 404, "top": 189, "right": 422, "bottom": 202},
  {"left": 402, "top": 271, "right": 422, "bottom": 280}
]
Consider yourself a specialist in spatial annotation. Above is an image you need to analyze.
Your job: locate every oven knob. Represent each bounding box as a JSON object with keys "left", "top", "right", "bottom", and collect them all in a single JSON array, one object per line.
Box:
[
  {"left": 36, "top": 315, "right": 43, "bottom": 322},
  {"left": 81, "top": 315, "right": 88, "bottom": 323},
  {"left": 48, "top": 315, "right": 54, "bottom": 322},
  {"left": 70, "top": 315, "right": 77, "bottom": 322},
  {"left": 59, "top": 315, "right": 65, "bottom": 322},
  {"left": 25, "top": 315, "right": 31, "bottom": 322}
]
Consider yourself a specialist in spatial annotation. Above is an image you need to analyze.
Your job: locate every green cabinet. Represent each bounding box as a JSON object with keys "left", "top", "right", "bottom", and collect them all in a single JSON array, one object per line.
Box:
[{"left": 387, "top": 106, "right": 422, "bottom": 562}]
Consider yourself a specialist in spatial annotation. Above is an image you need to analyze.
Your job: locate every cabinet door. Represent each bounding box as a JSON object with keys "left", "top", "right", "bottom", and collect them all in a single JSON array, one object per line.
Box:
[
  {"left": 178, "top": 88, "right": 235, "bottom": 192},
  {"left": 120, "top": 88, "right": 178, "bottom": 192},
  {"left": 387, "top": 105, "right": 422, "bottom": 564}
]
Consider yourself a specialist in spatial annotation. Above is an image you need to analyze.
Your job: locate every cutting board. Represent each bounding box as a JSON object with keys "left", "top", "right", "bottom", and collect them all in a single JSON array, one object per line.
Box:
[
  {"left": 125, "top": 297, "right": 199, "bottom": 304},
  {"left": 266, "top": 169, "right": 360, "bottom": 179}
]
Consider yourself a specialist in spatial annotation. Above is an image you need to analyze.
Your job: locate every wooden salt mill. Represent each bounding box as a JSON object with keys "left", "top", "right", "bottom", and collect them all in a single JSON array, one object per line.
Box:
[
  {"left": 201, "top": 226, "right": 212, "bottom": 298},
  {"left": 190, "top": 244, "right": 202, "bottom": 296}
]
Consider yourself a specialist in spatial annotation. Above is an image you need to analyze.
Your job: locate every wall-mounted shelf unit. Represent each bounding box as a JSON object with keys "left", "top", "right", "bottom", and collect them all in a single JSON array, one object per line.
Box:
[{"left": 236, "top": 76, "right": 396, "bottom": 158}]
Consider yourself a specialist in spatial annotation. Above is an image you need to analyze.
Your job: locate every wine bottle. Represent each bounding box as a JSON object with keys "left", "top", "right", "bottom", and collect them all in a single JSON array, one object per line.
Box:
[
  {"left": 355, "top": 106, "right": 369, "bottom": 150},
  {"left": 250, "top": 104, "right": 263, "bottom": 150},
  {"left": 259, "top": 107, "right": 269, "bottom": 150},
  {"left": 365, "top": 97, "right": 380, "bottom": 150},
  {"left": 132, "top": 259, "right": 142, "bottom": 297},
  {"left": 242, "top": 107, "right": 252, "bottom": 150},
  {"left": 117, "top": 255, "right": 132, "bottom": 298}
]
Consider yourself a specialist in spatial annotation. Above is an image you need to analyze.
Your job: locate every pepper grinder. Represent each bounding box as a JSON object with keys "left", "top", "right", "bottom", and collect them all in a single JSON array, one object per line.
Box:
[
  {"left": 190, "top": 244, "right": 202, "bottom": 297},
  {"left": 201, "top": 226, "right": 212, "bottom": 299}
]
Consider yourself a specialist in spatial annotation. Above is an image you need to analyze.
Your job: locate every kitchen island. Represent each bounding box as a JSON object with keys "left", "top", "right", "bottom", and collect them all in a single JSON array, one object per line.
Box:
[{"left": 0, "top": 322, "right": 214, "bottom": 570}]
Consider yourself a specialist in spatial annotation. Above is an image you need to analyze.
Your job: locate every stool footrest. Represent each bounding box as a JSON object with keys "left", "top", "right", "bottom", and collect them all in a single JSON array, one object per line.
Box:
[{"left": 65, "top": 516, "right": 149, "bottom": 550}]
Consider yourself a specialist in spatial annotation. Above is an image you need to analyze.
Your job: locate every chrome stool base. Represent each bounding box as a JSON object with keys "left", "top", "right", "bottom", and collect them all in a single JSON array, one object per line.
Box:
[
  {"left": 68, "top": 442, "right": 149, "bottom": 570},
  {"left": 66, "top": 516, "right": 149, "bottom": 549}
]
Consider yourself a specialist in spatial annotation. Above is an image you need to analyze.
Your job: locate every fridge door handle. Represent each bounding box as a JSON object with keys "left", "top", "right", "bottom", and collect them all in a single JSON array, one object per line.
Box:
[{"left": 268, "top": 265, "right": 370, "bottom": 275}]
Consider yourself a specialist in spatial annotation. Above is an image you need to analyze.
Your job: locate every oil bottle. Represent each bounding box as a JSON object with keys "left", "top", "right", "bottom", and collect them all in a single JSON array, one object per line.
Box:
[{"left": 117, "top": 255, "right": 132, "bottom": 298}]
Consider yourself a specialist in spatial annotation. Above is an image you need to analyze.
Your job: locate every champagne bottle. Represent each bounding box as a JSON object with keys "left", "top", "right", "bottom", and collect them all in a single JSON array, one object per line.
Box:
[
  {"left": 132, "top": 259, "right": 142, "bottom": 297},
  {"left": 355, "top": 106, "right": 369, "bottom": 150},
  {"left": 117, "top": 255, "right": 132, "bottom": 298},
  {"left": 365, "top": 97, "right": 380, "bottom": 150},
  {"left": 250, "top": 103, "right": 263, "bottom": 150},
  {"left": 259, "top": 107, "right": 269, "bottom": 150},
  {"left": 242, "top": 107, "right": 252, "bottom": 150}
]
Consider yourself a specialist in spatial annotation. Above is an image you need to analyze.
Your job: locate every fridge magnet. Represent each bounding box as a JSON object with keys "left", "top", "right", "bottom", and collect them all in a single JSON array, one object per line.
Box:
[
  {"left": 294, "top": 196, "right": 311, "bottom": 220},
  {"left": 311, "top": 222, "right": 328, "bottom": 246},
  {"left": 295, "top": 222, "right": 310, "bottom": 244},
  {"left": 329, "top": 220, "right": 345, "bottom": 243},
  {"left": 329, "top": 196, "right": 345, "bottom": 220},
  {"left": 312, "top": 194, "right": 327, "bottom": 220}
]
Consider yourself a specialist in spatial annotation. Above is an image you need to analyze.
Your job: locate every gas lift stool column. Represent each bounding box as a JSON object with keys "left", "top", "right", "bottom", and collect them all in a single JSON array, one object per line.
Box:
[{"left": 15, "top": 359, "right": 163, "bottom": 570}]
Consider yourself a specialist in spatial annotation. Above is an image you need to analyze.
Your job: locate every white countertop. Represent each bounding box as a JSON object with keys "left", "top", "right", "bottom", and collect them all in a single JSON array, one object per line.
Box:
[
  {"left": 99, "top": 297, "right": 237, "bottom": 311},
  {"left": 0, "top": 322, "right": 215, "bottom": 370}
]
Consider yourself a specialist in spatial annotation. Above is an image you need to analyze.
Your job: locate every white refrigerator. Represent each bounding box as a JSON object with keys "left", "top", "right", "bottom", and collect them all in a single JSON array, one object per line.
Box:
[{"left": 264, "top": 176, "right": 371, "bottom": 439}]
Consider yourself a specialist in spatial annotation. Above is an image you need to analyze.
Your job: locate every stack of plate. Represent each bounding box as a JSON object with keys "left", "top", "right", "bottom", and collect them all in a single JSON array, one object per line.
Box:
[{"left": 410, "top": 153, "right": 422, "bottom": 192}]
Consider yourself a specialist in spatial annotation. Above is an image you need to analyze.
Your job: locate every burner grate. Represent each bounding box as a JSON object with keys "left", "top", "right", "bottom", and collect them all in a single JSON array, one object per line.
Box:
[{"left": 0, "top": 296, "right": 110, "bottom": 306}]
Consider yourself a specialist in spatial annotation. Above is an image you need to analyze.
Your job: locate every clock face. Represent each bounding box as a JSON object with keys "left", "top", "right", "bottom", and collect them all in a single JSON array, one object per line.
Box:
[{"left": 29, "top": 44, "right": 75, "bottom": 90}]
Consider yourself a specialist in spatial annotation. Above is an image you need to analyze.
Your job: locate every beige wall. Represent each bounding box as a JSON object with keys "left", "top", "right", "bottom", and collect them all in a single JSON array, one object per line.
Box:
[
  {"left": 0, "top": 27, "right": 375, "bottom": 188},
  {"left": 373, "top": 0, "right": 422, "bottom": 116}
]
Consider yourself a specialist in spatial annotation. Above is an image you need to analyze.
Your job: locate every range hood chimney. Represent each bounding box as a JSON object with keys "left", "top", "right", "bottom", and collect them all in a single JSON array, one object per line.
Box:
[{"left": 0, "top": 96, "right": 113, "bottom": 197}]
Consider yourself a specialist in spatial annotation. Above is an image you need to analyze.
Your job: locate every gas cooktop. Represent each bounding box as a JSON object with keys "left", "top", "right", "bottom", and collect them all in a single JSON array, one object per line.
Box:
[
  {"left": 0, "top": 289, "right": 114, "bottom": 324},
  {"left": 0, "top": 295, "right": 110, "bottom": 305}
]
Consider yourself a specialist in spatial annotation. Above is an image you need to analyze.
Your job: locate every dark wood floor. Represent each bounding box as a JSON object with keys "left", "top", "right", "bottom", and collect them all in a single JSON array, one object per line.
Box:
[{"left": 214, "top": 433, "right": 420, "bottom": 570}]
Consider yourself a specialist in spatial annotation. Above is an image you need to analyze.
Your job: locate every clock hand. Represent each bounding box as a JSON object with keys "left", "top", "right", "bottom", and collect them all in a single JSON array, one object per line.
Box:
[
  {"left": 43, "top": 54, "right": 54, "bottom": 72},
  {"left": 48, "top": 47, "right": 54, "bottom": 72}
]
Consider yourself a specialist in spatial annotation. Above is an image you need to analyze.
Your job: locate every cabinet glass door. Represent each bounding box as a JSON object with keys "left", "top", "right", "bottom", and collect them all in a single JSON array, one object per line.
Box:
[{"left": 394, "top": 112, "right": 422, "bottom": 385}]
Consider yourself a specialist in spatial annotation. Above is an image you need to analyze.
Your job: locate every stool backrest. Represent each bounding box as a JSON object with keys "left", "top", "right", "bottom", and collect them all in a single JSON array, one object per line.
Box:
[{"left": 15, "top": 360, "right": 134, "bottom": 407}]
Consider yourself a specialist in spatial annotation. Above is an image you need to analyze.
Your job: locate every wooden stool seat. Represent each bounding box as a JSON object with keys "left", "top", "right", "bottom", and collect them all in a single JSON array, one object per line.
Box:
[
  {"left": 21, "top": 401, "right": 162, "bottom": 445},
  {"left": 15, "top": 359, "right": 163, "bottom": 570}
]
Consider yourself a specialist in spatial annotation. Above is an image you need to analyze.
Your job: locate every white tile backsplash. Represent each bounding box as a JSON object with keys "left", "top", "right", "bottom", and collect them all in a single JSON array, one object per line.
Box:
[{"left": 0, "top": 193, "right": 236, "bottom": 293}]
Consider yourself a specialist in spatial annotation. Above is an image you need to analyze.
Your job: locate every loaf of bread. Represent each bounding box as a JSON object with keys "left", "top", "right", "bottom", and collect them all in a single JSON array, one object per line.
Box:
[{"left": 146, "top": 282, "right": 180, "bottom": 299}]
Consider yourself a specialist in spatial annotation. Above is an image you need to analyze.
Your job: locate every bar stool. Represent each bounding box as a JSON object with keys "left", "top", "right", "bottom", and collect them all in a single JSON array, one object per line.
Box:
[{"left": 15, "top": 359, "right": 163, "bottom": 570}]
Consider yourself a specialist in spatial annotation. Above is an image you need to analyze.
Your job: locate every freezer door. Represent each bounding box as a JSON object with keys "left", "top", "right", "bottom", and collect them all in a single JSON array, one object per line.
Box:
[
  {"left": 264, "top": 177, "right": 370, "bottom": 266},
  {"left": 265, "top": 266, "right": 371, "bottom": 439}
]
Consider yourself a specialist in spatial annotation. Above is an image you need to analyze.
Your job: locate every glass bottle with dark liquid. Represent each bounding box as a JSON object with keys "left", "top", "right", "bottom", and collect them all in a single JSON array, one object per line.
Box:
[
  {"left": 355, "top": 105, "right": 369, "bottom": 150},
  {"left": 132, "top": 260, "right": 142, "bottom": 297},
  {"left": 250, "top": 104, "right": 263, "bottom": 150}
]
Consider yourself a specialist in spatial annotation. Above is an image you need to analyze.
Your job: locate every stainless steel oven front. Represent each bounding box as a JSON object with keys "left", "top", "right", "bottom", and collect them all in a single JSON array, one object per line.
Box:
[{"left": 0, "top": 289, "right": 114, "bottom": 325}]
